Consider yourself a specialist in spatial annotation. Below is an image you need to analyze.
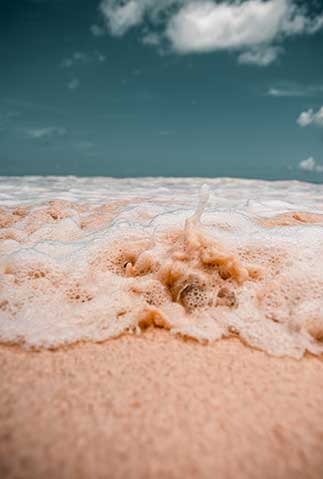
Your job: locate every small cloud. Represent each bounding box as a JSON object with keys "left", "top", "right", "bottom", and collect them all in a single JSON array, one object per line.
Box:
[
  {"left": 297, "top": 106, "right": 323, "bottom": 127},
  {"left": 61, "top": 58, "right": 74, "bottom": 68},
  {"left": 268, "top": 84, "right": 323, "bottom": 97},
  {"left": 100, "top": 0, "right": 145, "bottom": 36},
  {"left": 238, "top": 46, "right": 282, "bottom": 66},
  {"left": 297, "top": 110, "right": 314, "bottom": 127},
  {"left": 25, "top": 127, "right": 67, "bottom": 140},
  {"left": 73, "top": 52, "right": 87, "bottom": 61},
  {"left": 299, "top": 157, "right": 323, "bottom": 173},
  {"left": 268, "top": 87, "right": 299, "bottom": 97},
  {"left": 96, "top": 52, "right": 106, "bottom": 63},
  {"left": 61, "top": 51, "right": 88, "bottom": 69},
  {"left": 67, "top": 78, "right": 80, "bottom": 90},
  {"left": 142, "top": 32, "right": 160, "bottom": 46},
  {"left": 61, "top": 51, "right": 106, "bottom": 69},
  {"left": 90, "top": 24, "right": 105, "bottom": 37}
]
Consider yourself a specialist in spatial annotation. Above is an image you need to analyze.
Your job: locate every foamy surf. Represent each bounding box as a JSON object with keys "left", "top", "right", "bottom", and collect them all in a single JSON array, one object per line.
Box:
[{"left": 0, "top": 176, "right": 323, "bottom": 358}]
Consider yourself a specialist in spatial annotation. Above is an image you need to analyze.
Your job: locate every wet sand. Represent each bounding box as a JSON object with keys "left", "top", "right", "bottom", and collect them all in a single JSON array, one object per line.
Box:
[{"left": 1, "top": 330, "right": 323, "bottom": 479}]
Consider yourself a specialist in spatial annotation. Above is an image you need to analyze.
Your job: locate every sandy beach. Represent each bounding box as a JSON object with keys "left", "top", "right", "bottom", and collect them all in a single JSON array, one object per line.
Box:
[{"left": 1, "top": 329, "right": 323, "bottom": 479}]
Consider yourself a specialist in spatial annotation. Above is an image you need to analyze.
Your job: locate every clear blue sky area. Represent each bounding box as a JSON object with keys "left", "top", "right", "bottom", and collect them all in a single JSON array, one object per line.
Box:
[{"left": 1, "top": 0, "right": 323, "bottom": 181}]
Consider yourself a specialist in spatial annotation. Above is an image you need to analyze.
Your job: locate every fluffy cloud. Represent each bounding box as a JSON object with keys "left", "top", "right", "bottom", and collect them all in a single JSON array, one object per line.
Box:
[
  {"left": 98, "top": 0, "right": 323, "bottom": 65},
  {"left": 99, "top": 0, "right": 177, "bottom": 36},
  {"left": 166, "top": 0, "right": 288, "bottom": 52},
  {"left": 299, "top": 157, "right": 323, "bottom": 173},
  {"left": 25, "top": 127, "right": 67, "bottom": 140},
  {"left": 100, "top": 0, "right": 147, "bottom": 36},
  {"left": 297, "top": 106, "right": 323, "bottom": 127}
]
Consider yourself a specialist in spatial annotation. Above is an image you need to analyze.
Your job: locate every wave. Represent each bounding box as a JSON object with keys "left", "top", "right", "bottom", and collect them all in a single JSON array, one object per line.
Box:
[{"left": 0, "top": 177, "right": 322, "bottom": 358}]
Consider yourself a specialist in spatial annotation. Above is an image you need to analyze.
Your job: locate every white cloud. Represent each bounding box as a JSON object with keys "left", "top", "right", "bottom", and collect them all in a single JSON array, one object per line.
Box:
[
  {"left": 100, "top": 0, "right": 147, "bottom": 36},
  {"left": 238, "top": 46, "right": 282, "bottom": 66},
  {"left": 268, "top": 87, "right": 299, "bottom": 97},
  {"left": 299, "top": 157, "right": 323, "bottom": 173},
  {"left": 297, "top": 106, "right": 323, "bottom": 127},
  {"left": 267, "top": 85, "right": 323, "bottom": 97},
  {"left": 297, "top": 110, "right": 314, "bottom": 127},
  {"left": 67, "top": 78, "right": 80, "bottom": 90},
  {"left": 61, "top": 52, "right": 88, "bottom": 68},
  {"left": 166, "top": 0, "right": 288, "bottom": 52},
  {"left": 142, "top": 32, "right": 160, "bottom": 46},
  {"left": 98, "top": 0, "right": 323, "bottom": 65},
  {"left": 61, "top": 51, "right": 106, "bottom": 69},
  {"left": 25, "top": 127, "right": 67, "bottom": 140}
]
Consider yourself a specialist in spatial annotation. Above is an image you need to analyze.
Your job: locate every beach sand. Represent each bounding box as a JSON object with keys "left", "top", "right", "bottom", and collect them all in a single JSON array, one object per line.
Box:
[{"left": 1, "top": 330, "right": 323, "bottom": 479}]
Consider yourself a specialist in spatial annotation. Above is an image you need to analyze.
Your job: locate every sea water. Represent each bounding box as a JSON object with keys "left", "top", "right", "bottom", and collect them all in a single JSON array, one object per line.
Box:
[{"left": 0, "top": 176, "right": 322, "bottom": 358}]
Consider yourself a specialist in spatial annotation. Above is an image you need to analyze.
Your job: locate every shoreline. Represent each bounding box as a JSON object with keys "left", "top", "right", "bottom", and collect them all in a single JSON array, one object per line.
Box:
[{"left": 1, "top": 329, "right": 323, "bottom": 479}]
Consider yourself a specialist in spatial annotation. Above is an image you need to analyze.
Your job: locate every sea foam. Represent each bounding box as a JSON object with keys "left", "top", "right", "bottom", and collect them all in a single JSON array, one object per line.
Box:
[{"left": 0, "top": 176, "right": 322, "bottom": 358}]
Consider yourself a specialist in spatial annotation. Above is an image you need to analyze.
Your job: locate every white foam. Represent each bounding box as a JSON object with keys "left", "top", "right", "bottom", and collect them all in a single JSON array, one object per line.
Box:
[{"left": 0, "top": 176, "right": 322, "bottom": 358}]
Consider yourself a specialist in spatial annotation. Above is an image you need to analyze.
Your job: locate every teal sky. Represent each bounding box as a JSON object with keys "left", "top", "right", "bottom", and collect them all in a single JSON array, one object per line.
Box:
[{"left": 1, "top": 0, "right": 323, "bottom": 180}]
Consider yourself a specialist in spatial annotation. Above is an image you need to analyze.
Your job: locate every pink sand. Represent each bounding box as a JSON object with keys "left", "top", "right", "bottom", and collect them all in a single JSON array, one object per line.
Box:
[{"left": 1, "top": 330, "right": 323, "bottom": 479}]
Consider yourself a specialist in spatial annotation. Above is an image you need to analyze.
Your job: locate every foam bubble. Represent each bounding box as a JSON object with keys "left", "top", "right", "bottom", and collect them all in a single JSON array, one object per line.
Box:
[{"left": 0, "top": 177, "right": 323, "bottom": 358}]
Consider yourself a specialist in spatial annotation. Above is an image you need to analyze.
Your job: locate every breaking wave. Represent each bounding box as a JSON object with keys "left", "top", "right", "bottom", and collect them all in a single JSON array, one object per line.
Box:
[{"left": 0, "top": 176, "right": 323, "bottom": 358}]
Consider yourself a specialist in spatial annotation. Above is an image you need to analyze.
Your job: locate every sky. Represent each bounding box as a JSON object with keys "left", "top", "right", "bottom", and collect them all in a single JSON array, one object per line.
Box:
[{"left": 0, "top": 0, "right": 323, "bottom": 180}]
